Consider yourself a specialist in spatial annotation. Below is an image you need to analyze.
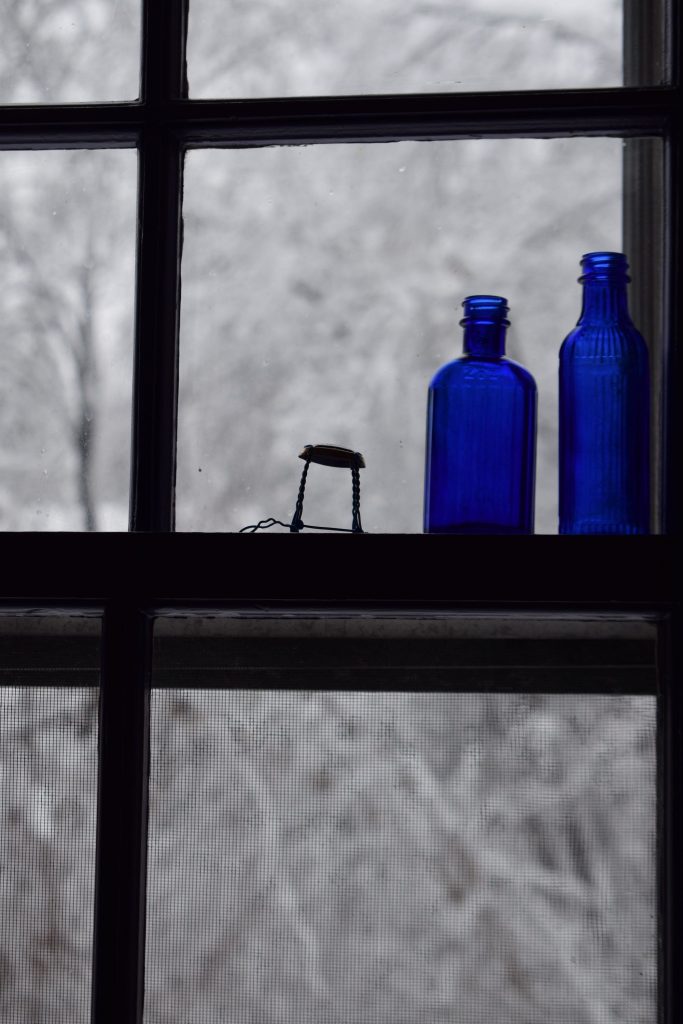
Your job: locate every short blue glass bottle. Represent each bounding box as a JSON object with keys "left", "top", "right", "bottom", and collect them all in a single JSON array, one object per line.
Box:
[
  {"left": 559, "top": 252, "right": 650, "bottom": 535},
  {"left": 424, "top": 295, "right": 537, "bottom": 534}
]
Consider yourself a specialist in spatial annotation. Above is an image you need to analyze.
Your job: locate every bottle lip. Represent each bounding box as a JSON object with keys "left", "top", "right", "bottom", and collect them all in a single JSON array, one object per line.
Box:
[
  {"left": 579, "top": 251, "right": 630, "bottom": 281},
  {"left": 460, "top": 294, "right": 510, "bottom": 326}
]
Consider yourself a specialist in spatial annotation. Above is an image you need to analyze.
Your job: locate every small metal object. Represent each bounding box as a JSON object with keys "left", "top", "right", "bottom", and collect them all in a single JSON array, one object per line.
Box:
[{"left": 239, "top": 444, "right": 366, "bottom": 533}]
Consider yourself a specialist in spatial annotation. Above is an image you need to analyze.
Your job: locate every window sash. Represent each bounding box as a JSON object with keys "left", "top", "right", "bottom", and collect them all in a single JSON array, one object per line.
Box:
[
  {"left": 1, "top": 87, "right": 673, "bottom": 534},
  {"left": 0, "top": 8, "right": 679, "bottom": 535},
  {"left": 0, "top": 2, "right": 680, "bottom": 1023}
]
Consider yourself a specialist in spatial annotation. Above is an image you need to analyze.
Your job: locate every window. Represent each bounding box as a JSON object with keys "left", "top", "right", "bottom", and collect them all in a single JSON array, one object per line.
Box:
[{"left": 0, "top": 2, "right": 677, "bottom": 1023}]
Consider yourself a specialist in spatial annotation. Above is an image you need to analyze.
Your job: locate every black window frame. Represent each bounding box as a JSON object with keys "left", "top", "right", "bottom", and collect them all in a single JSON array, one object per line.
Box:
[{"left": 0, "top": 2, "right": 679, "bottom": 1022}]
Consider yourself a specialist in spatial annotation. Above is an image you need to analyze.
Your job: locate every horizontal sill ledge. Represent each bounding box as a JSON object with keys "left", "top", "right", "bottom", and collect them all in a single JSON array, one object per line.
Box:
[{"left": 0, "top": 534, "right": 673, "bottom": 606}]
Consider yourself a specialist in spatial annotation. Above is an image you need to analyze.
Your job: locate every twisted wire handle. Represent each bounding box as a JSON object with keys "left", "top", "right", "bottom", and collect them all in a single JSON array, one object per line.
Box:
[
  {"left": 289, "top": 453, "right": 364, "bottom": 533},
  {"left": 290, "top": 457, "right": 311, "bottom": 532},
  {"left": 351, "top": 466, "right": 363, "bottom": 533}
]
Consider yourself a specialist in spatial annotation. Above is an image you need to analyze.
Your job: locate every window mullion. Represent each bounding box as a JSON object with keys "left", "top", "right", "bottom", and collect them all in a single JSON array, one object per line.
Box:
[
  {"left": 172, "top": 87, "right": 671, "bottom": 147},
  {"left": 91, "top": 603, "right": 152, "bottom": 1024},
  {"left": 660, "top": 0, "right": 682, "bottom": 536},
  {"left": 140, "top": 0, "right": 188, "bottom": 105},
  {"left": 129, "top": 135, "right": 184, "bottom": 532},
  {"left": 660, "top": 607, "right": 682, "bottom": 1024},
  {"left": 623, "top": 0, "right": 668, "bottom": 536},
  {"left": 129, "top": 0, "right": 187, "bottom": 532},
  {"left": 92, "top": 5, "right": 189, "bottom": 1023}
]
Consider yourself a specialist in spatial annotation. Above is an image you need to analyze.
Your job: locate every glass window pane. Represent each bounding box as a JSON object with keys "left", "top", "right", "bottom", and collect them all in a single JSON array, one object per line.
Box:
[
  {"left": 177, "top": 138, "right": 643, "bottom": 534},
  {"left": 0, "top": 150, "right": 136, "bottom": 530},
  {"left": 188, "top": 0, "right": 624, "bottom": 98},
  {"left": 145, "top": 686, "right": 656, "bottom": 1023},
  {"left": 0, "top": 621, "right": 99, "bottom": 1023},
  {"left": 0, "top": 0, "right": 140, "bottom": 103}
]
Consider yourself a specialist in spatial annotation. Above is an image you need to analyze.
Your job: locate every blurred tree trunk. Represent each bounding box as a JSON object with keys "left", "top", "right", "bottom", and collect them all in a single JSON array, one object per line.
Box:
[{"left": 73, "top": 249, "right": 98, "bottom": 532}]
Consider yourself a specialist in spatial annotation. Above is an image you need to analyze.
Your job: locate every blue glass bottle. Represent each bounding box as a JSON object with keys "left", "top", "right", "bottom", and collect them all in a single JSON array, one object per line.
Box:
[
  {"left": 559, "top": 252, "right": 649, "bottom": 534},
  {"left": 424, "top": 295, "right": 537, "bottom": 534}
]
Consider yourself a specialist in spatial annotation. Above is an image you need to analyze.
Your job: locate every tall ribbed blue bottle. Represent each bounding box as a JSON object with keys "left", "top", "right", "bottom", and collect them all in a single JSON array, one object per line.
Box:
[
  {"left": 424, "top": 295, "right": 537, "bottom": 534},
  {"left": 559, "top": 252, "right": 649, "bottom": 534}
]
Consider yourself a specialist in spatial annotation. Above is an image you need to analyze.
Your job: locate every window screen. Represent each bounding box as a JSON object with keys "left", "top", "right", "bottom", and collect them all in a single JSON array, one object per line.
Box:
[
  {"left": 0, "top": 622, "right": 99, "bottom": 1023},
  {"left": 145, "top": 618, "right": 657, "bottom": 1024}
]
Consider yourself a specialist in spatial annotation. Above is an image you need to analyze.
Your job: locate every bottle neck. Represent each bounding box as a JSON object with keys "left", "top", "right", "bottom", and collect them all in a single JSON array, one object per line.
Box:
[
  {"left": 578, "top": 277, "right": 632, "bottom": 325},
  {"left": 576, "top": 252, "right": 633, "bottom": 326},
  {"left": 460, "top": 295, "right": 509, "bottom": 359},
  {"left": 462, "top": 320, "right": 507, "bottom": 358}
]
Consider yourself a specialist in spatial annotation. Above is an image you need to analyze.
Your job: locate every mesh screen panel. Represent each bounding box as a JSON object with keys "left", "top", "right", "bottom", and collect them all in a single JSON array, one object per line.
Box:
[
  {"left": 0, "top": 687, "right": 98, "bottom": 1022},
  {"left": 145, "top": 691, "right": 656, "bottom": 1024}
]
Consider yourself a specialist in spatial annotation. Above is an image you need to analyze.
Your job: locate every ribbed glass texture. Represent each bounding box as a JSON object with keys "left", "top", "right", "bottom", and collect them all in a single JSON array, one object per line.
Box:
[
  {"left": 559, "top": 253, "right": 649, "bottom": 534},
  {"left": 424, "top": 296, "right": 537, "bottom": 534}
]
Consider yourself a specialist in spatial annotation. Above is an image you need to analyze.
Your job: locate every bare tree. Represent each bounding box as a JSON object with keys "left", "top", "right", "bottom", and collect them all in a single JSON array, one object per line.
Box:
[{"left": 0, "top": 149, "right": 134, "bottom": 530}]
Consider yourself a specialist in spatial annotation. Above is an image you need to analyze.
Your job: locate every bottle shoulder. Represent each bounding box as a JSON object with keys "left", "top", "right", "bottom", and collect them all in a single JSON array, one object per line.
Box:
[
  {"left": 429, "top": 355, "right": 536, "bottom": 391},
  {"left": 560, "top": 321, "right": 648, "bottom": 360}
]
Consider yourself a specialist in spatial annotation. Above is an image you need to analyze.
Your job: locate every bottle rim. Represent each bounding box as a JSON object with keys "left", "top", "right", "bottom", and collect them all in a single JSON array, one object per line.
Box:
[
  {"left": 579, "top": 251, "right": 631, "bottom": 282},
  {"left": 460, "top": 294, "right": 510, "bottom": 326}
]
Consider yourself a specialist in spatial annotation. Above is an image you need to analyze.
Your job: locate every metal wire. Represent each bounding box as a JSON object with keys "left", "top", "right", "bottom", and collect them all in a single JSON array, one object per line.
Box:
[
  {"left": 240, "top": 452, "right": 365, "bottom": 533},
  {"left": 290, "top": 458, "right": 312, "bottom": 533}
]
